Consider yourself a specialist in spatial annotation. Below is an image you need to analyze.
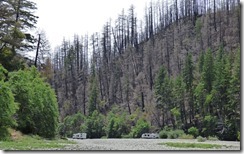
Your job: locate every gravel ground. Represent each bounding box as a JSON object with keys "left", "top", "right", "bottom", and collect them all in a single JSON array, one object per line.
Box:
[{"left": 58, "top": 139, "right": 240, "bottom": 151}]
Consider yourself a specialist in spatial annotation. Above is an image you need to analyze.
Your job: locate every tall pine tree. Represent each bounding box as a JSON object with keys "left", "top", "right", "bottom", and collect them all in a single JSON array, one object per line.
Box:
[
  {"left": 155, "top": 66, "right": 173, "bottom": 127},
  {"left": 88, "top": 64, "right": 99, "bottom": 115},
  {"left": 183, "top": 53, "right": 194, "bottom": 123}
]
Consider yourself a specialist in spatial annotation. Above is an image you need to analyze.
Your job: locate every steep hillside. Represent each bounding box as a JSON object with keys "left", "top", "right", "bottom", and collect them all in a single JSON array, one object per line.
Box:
[{"left": 52, "top": 1, "right": 240, "bottom": 140}]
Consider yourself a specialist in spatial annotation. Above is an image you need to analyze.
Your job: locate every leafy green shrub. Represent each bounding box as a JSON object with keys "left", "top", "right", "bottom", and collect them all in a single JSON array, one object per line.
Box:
[
  {"left": 197, "top": 136, "right": 207, "bottom": 142},
  {"left": 72, "top": 112, "right": 86, "bottom": 132},
  {"left": 57, "top": 123, "right": 65, "bottom": 138},
  {"left": 61, "top": 112, "right": 86, "bottom": 138},
  {"left": 207, "top": 136, "right": 219, "bottom": 141},
  {"left": 159, "top": 130, "right": 168, "bottom": 139},
  {"left": 178, "top": 134, "right": 194, "bottom": 139},
  {"left": 216, "top": 120, "right": 239, "bottom": 141},
  {"left": 106, "top": 112, "right": 129, "bottom": 138},
  {"left": 201, "top": 115, "right": 217, "bottom": 137},
  {"left": 167, "top": 131, "right": 177, "bottom": 139},
  {"left": 0, "top": 127, "right": 11, "bottom": 141},
  {"left": 9, "top": 67, "right": 59, "bottom": 138},
  {"left": 130, "top": 118, "right": 150, "bottom": 138},
  {"left": 62, "top": 116, "right": 74, "bottom": 137},
  {"left": 159, "top": 129, "right": 185, "bottom": 139},
  {"left": 83, "top": 110, "right": 105, "bottom": 138},
  {"left": 0, "top": 65, "right": 18, "bottom": 141},
  {"left": 174, "top": 129, "right": 185, "bottom": 138},
  {"left": 101, "top": 136, "right": 107, "bottom": 139},
  {"left": 188, "top": 127, "right": 199, "bottom": 138},
  {"left": 163, "top": 126, "right": 172, "bottom": 131}
]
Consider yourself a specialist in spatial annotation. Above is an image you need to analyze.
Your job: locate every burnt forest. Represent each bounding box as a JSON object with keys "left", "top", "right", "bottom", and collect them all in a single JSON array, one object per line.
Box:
[{"left": 0, "top": 0, "right": 241, "bottom": 142}]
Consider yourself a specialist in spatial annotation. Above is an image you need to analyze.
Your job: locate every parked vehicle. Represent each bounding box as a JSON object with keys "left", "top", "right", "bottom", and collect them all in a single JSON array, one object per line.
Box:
[
  {"left": 141, "top": 133, "right": 159, "bottom": 139},
  {"left": 72, "top": 133, "right": 87, "bottom": 139}
]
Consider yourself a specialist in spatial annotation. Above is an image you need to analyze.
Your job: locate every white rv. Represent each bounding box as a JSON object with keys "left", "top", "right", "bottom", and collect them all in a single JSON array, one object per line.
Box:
[
  {"left": 72, "top": 133, "right": 87, "bottom": 139},
  {"left": 141, "top": 133, "right": 159, "bottom": 139}
]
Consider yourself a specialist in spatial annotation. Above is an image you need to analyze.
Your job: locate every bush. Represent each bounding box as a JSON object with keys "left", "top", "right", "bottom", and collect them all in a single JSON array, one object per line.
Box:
[
  {"left": 106, "top": 112, "right": 129, "bottom": 138},
  {"left": 207, "top": 136, "right": 219, "bottom": 141},
  {"left": 188, "top": 127, "right": 199, "bottom": 138},
  {"left": 159, "top": 129, "right": 185, "bottom": 139},
  {"left": 130, "top": 118, "right": 150, "bottom": 138},
  {"left": 0, "top": 65, "right": 18, "bottom": 141},
  {"left": 60, "top": 112, "right": 86, "bottom": 138},
  {"left": 174, "top": 129, "right": 185, "bottom": 138},
  {"left": 9, "top": 67, "right": 59, "bottom": 138},
  {"left": 159, "top": 130, "right": 168, "bottom": 139},
  {"left": 216, "top": 120, "right": 238, "bottom": 141},
  {"left": 163, "top": 126, "right": 172, "bottom": 131},
  {"left": 0, "top": 127, "right": 11, "bottom": 141},
  {"left": 101, "top": 136, "right": 107, "bottom": 139},
  {"left": 201, "top": 115, "right": 217, "bottom": 137},
  {"left": 197, "top": 136, "right": 207, "bottom": 142},
  {"left": 167, "top": 131, "right": 177, "bottom": 139},
  {"left": 58, "top": 123, "right": 65, "bottom": 138},
  {"left": 62, "top": 116, "right": 75, "bottom": 137},
  {"left": 84, "top": 110, "right": 106, "bottom": 138}
]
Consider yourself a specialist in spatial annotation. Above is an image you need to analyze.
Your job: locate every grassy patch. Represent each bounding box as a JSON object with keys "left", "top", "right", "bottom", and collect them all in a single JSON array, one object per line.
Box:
[
  {"left": 0, "top": 135, "right": 76, "bottom": 150},
  {"left": 161, "top": 142, "right": 222, "bottom": 149}
]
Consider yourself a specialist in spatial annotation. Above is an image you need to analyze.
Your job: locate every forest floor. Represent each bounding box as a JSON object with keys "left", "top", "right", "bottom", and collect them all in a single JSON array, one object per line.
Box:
[{"left": 60, "top": 138, "right": 241, "bottom": 151}]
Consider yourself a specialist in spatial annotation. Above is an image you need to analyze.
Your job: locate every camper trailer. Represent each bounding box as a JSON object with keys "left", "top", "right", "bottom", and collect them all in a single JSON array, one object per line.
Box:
[
  {"left": 72, "top": 133, "right": 87, "bottom": 139},
  {"left": 141, "top": 133, "right": 159, "bottom": 139}
]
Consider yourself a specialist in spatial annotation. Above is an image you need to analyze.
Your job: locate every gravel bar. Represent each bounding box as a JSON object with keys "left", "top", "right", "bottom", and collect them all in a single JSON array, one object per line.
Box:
[{"left": 58, "top": 139, "right": 240, "bottom": 151}]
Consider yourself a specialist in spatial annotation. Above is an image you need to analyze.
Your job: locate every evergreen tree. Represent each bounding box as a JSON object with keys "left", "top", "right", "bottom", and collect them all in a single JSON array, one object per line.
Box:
[
  {"left": 0, "top": 0, "right": 38, "bottom": 71},
  {"left": 88, "top": 64, "right": 98, "bottom": 115},
  {"left": 198, "top": 52, "right": 204, "bottom": 74},
  {"left": 221, "top": 48, "right": 241, "bottom": 141},
  {"left": 183, "top": 53, "right": 194, "bottom": 91},
  {"left": 228, "top": 48, "right": 240, "bottom": 118},
  {"left": 155, "top": 66, "right": 173, "bottom": 127},
  {"left": 182, "top": 53, "right": 194, "bottom": 122},
  {"left": 194, "top": 82, "right": 207, "bottom": 118},
  {"left": 211, "top": 46, "right": 231, "bottom": 120},
  {"left": 202, "top": 48, "right": 214, "bottom": 93},
  {"left": 172, "top": 75, "right": 186, "bottom": 127},
  {"left": 201, "top": 48, "right": 215, "bottom": 115}
]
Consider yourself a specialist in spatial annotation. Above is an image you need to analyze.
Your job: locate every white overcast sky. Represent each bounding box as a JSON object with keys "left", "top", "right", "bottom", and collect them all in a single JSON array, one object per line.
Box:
[{"left": 31, "top": 0, "right": 151, "bottom": 49}]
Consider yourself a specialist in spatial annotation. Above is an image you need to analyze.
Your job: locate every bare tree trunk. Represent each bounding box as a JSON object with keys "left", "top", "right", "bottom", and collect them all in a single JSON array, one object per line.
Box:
[
  {"left": 35, "top": 34, "right": 41, "bottom": 67},
  {"left": 214, "top": 0, "right": 217, "bottom": 31}
]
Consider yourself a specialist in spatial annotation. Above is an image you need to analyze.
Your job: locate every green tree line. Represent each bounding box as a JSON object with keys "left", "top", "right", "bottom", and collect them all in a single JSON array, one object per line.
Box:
[{"left": 155, "top": 47, "right": 240, "bottom": 141}]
